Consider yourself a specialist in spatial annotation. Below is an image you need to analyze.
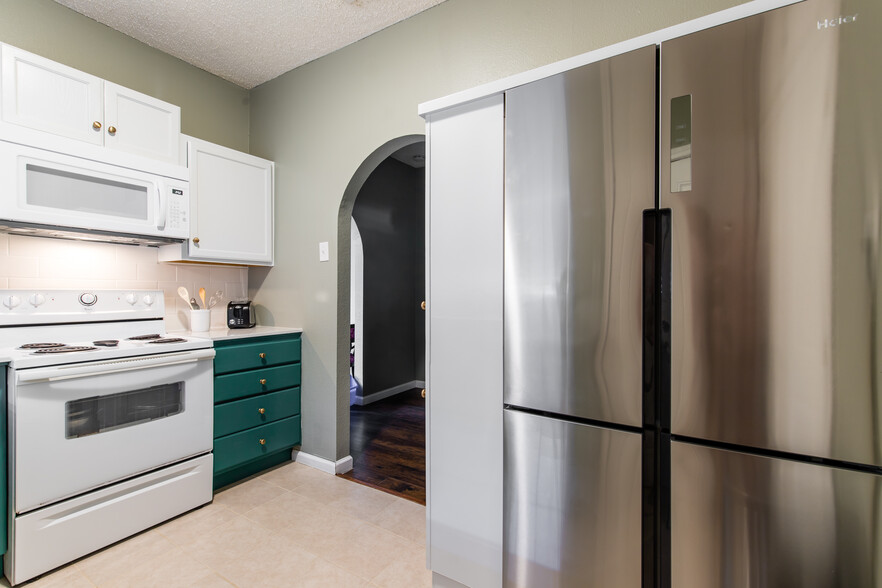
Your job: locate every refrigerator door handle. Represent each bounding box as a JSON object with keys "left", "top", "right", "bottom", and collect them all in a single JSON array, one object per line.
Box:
[{"left": 642, "top": 208, "right": 674, "bottom": 588}]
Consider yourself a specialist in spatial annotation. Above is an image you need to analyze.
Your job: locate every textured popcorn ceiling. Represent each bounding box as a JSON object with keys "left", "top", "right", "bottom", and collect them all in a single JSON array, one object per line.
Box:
[{"left": 52, "top": 0, "right": 447, "bottom": 89}]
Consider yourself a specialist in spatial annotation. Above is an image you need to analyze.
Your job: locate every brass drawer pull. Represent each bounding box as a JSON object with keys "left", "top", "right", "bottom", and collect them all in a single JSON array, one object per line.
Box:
[
  {"left": 258, "top": 407, "right": 266, "bottom": 415},
  {"left": 259, "top": 438, "right": 266, "bottom": 446},
  {"left": 259, "top": 352, "right": 266, "bottom": 359},
  {"left": 259, "top": 378, "right": 267, "bottom": 385},
  {"left": 108, "top": 125, "right": 117, "bottom": 134},
  {"left": 92, "top": 121, "right": 102, "bottom": 130}
]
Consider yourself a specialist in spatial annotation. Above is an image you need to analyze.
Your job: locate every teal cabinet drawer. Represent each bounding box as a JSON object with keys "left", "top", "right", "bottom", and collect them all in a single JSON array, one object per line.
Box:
[
  {"left": 214, "top": 415, "right": 302, "bottom": 474},
  {"left": 214, "top": 364, "right": 301, "bottom": 403},
  {"left": 214, "top": 337, "right": 301, "bottom": 375},
  {"left": 214, "top": 387, "right": 301, "bottom": 438}
]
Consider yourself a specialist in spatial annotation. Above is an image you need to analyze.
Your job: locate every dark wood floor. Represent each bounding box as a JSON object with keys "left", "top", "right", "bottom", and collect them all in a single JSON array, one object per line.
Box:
[{"left": 338, "top": 387, "right": 426, "bottom": 505}]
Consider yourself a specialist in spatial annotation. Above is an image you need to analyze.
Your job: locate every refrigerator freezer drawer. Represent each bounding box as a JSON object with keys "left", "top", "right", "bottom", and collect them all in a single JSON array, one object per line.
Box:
[
  {"left": 671, "top": 441, "right": 882, "bottom": 588},
  {"left": 503, "top": 409, "right": 642, "bottom": 587}
]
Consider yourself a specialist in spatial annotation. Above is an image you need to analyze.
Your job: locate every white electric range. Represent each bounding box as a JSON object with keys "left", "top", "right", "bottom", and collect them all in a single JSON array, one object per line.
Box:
[{"left": 0, "top": 290, "right": 216, "bottom": 585}]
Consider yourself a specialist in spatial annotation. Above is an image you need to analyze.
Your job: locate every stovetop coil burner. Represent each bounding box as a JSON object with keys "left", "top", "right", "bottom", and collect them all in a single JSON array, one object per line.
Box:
[
  {"left": 147, "top": 338, "right": 187, "bottom": 344},
  {"left": 19, "top": 343, "right": 66, "bottom": 349},
  {"left": 126, "top": 334, "right": 162, "bottom": 341},
  {"left": 33, "top": 346, "right": 98, "bottom": 354}
]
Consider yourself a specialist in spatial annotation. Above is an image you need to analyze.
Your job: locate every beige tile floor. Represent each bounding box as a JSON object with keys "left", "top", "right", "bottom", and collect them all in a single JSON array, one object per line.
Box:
[{"left": 7, "top": 462, "right": 431, "bottom": 588}]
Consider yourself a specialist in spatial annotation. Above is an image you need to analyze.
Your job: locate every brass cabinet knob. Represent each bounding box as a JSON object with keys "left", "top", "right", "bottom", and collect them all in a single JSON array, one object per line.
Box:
[
  {"left": 192, "top": 237, "right": 200, "bottom": 244},
  {"left": 259, "top": 352, "right": 266, "bottom": 359},
  {"left": 421, "top": 300, "right": 426, "bottom": 311},
  {"left": 421, "top": 388, "right": 426, "bottom": 399},
  {"left": 259, "top": 378, "right": 267, "bottom": 385},
  {"left": 108, "top": 125, "right": 117, "bottom": 134},
  {"left": 92, "top": 121, "right": 102, "bottom": 130},
  {"left": 258, "top": 407, "right": 266, "bottom": 415},
  {"left": 259, "top": 438, "right": 266, "bottom": 445}
]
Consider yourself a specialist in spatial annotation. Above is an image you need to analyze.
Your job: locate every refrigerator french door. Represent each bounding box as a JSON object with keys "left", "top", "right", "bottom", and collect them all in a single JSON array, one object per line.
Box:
[
  {"left": 660, "top": 0, "right": 882, "bottom": 586},
  {"left": 503, "top": 45, "right": 656, "bottom": 587}
]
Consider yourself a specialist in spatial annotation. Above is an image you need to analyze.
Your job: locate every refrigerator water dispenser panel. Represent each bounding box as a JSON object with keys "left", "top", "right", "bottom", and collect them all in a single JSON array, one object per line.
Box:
[{"left": 670, "top": 94, "right": 692, "bottom": 192}]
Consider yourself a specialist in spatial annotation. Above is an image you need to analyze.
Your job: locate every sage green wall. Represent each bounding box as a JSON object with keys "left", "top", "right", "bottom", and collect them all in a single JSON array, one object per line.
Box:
[
  {"left": 248, "top": 0, "right": 751, "bottom": 461},
  {"left": 0, "top": 0, "right": 249, "bottom": 151}
]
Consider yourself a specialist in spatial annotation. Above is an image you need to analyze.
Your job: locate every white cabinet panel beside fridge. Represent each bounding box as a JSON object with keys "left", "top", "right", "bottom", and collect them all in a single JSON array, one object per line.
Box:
[{"left": 426, "top": 95, "right": 504, "bottom": 588}]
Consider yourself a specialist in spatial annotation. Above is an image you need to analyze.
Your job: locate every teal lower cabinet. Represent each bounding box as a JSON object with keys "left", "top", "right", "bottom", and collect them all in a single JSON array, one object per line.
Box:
[{"left": 212, "top": 333, "right": 302, "bottom": 489}]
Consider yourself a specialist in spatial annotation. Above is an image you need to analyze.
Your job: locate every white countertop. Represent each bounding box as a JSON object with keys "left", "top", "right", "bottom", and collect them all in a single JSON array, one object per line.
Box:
[{"left": 171, "top": 325, "right": 303, "bottom": 342}]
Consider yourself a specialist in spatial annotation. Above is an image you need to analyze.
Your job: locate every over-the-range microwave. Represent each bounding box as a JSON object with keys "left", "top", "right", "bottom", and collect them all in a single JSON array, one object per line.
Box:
[{"left": 0, "top": 140, "right": 189, "bottom": 245}]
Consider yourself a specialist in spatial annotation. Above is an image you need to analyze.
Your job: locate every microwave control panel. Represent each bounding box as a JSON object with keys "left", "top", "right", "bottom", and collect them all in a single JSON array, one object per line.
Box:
[{"left": 166, "top": 186, "right": 189, "bottom": 233}]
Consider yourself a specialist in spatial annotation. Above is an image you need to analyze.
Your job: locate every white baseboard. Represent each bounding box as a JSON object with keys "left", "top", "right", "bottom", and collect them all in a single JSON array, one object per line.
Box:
[
  {"left": 291, "top": 449, "right": 354, "bottom": 475},
  {"left": 356, "top": 379, "right": 425, "bottom": 405},
  {"left": 433, "top": 573, "right": 471, "bottom": 588}
]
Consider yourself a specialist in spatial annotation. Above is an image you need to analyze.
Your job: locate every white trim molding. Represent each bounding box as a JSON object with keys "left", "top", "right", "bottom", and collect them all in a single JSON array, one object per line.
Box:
[
  {"left": 291, "top": 449, "right": 354, "bottom": 475},
  {"left": 356, "top": 380, "right": 425, "bottom": 406},
  {"left": 418, "top": 0, "right": 803, "bottom": 117}
]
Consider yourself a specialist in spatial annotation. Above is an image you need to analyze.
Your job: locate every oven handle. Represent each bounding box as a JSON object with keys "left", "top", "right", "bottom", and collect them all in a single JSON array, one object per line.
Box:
[{"left": 16, "top": 348, "right": 216, "bottom": 384}]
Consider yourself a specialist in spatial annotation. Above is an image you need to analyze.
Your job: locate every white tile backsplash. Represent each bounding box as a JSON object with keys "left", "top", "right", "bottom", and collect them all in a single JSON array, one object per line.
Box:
[
  {"left": 0, "top": 235, "right": 248, "bottom": 332},
  {"left": 0, "top": 255, "right": 39, "bottom": 278}
]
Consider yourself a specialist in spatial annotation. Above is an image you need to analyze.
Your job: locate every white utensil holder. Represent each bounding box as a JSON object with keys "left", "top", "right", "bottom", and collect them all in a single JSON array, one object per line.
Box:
[{"left": 190, "top": 309, "right": 210, "bottom": 333}]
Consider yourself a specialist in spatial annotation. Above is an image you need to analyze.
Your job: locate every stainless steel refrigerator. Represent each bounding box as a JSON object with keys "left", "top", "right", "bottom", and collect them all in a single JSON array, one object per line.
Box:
[{"left": 502, "top": 0, "right": 882, "bottom": 586}]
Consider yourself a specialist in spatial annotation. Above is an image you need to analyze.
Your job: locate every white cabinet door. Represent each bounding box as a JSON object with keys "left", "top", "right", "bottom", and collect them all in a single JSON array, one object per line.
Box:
[
  {"left": 426, "top": 94, "right": 504, "bottom": 588},
  {"left": 0, "top": 44, "right": 181, "bottom": 166},
  {"left": 0, "top": 44, "right": 103, "bottom": 145},
  {"left": 104, "top": 82, "right": 180, "bottom": 164},
  {"left": 182, "top": 136, "right": 273, "bottom": 265}
]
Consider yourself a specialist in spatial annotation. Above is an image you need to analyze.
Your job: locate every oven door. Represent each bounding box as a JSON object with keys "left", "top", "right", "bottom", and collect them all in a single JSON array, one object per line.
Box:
[{"left": 10, "top": 348, "right": 215, "bottom": 514}]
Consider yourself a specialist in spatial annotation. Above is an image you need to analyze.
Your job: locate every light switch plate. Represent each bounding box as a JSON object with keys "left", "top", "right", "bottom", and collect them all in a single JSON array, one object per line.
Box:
[{"left": 319, "top": 241, "right": 329, "bottom": 262}]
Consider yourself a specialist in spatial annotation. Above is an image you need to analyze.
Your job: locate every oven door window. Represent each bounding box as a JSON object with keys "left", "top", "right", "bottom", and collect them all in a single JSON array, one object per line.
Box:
[{"left": 65, "top": 382, "right": 184, "bottom": 439}]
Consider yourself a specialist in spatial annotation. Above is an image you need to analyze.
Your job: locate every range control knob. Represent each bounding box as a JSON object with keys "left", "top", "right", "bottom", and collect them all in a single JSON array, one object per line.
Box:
[
  {"left": 28, "top": 293, "right": 46, "bottom": 307},
  {"left": 79, "top": 292, "right": 98, "bottom": 306},
  {"left": 125, "top": 293, "right": 138, "bottom": 306},
  {"left": 3, "top": 295, "right": 20, "bottom": 309},
  {"left": 142, "top": 294, "right": 155, "bottom": 306}
]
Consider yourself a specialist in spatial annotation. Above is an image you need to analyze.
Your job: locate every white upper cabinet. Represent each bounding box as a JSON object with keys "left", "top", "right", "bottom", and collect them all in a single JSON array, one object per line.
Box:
[
  {"left": 159, "top": 136, "right": 274, "bottom": 266},
  {"left": 1, "top": 44, "right": 103, "bottom": 145},
  {"left": 0, "top": 44, "right": 180, "bottom": 165},
  {"left": 103, "top": 82, "right": 181, "bottom": 164}
]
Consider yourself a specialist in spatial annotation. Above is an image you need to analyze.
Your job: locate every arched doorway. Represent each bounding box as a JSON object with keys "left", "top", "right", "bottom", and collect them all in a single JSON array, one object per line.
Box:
[{"left": 336, "top": 135, "right": 426, "bottom": 503}]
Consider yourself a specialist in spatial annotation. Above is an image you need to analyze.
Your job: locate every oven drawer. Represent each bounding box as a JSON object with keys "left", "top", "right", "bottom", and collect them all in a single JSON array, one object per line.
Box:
[
  {"left": 214, "top": 363, "right": 301, "bottom": 403},
  {"left": 213, "top": 415, "right": 302, "bottom": 474},
  {"left": 8, "top": 454, "right": 212, "bottom": 586},
  {"left": 214, "top": 387, "right": 301, "bottom": 437},
  {"left": 214, "top": 337, "right": 301, "bottom": 375}
]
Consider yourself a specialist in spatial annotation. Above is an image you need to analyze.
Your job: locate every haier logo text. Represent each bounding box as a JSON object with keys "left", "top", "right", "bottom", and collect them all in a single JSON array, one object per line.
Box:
[{"left": 818, "top": 14, "right": 858, "bottom": 29}]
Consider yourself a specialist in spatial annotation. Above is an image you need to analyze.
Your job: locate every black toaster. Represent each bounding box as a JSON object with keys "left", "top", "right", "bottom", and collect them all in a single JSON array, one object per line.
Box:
[{"left": 227, "top": 300, "right": 256, "bottom": 328}]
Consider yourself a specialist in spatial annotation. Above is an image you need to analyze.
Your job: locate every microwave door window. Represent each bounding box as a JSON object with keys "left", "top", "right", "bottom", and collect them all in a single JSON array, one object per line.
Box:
[{"left": 25, "top": 164, "right": 150, "bottom": 221}]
